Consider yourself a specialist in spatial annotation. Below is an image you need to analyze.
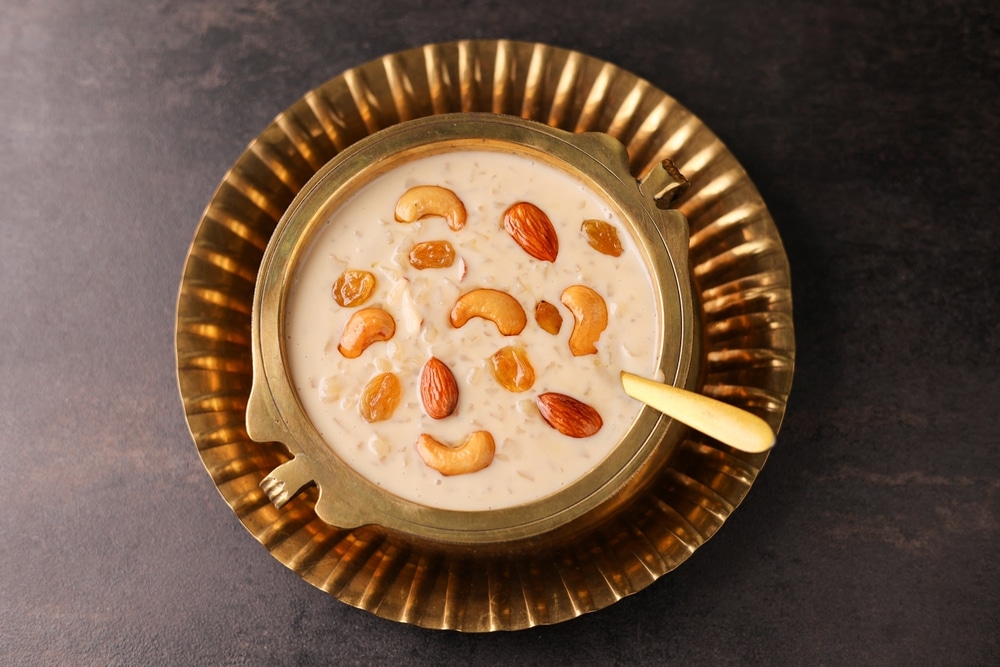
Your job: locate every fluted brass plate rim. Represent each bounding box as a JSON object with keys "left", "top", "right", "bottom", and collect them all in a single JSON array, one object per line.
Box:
[{"left": 176, "top": 39, "right": 795, "bottom": 632}]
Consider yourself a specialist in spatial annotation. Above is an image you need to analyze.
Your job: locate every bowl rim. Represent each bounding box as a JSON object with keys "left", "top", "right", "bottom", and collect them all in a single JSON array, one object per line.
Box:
[{"left": 245, "top": 112, "right": 697, "bottom": 544}]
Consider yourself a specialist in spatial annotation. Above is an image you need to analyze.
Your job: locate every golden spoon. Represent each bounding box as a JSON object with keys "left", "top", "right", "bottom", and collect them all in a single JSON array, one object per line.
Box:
[{"left": 620, "top": 371, "right": 776, "bottom": 453}]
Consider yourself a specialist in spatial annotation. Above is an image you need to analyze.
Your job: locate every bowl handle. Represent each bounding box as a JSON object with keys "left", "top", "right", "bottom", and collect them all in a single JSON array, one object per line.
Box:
[
  {"left": 260, "top": 457, "right": 370, "bottom": 528},
  {"left": 639, "top": 159, "right": 690, "bottom": 209},
  {"left": 259, "top": 458, "right": 313, "bottom": 510}
]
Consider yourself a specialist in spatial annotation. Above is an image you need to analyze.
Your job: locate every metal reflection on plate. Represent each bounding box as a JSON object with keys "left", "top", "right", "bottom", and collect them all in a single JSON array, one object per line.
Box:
[{"left": 175, "top": 39, "right": 795, "bottom": 632}]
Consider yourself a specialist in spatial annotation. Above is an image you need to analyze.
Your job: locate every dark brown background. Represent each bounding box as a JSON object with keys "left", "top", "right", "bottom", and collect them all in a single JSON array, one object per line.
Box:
[{"left": 2, "top": 1, "right": 997, "bottom": 664}]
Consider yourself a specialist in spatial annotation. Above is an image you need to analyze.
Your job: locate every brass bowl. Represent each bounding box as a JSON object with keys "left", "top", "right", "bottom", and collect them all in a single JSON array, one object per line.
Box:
[
  {"left": 245, "top": 112, "right": 698, "bottom": 548},
  {"left": 176, "top": 40, "right": 795, "bottom": 631}
]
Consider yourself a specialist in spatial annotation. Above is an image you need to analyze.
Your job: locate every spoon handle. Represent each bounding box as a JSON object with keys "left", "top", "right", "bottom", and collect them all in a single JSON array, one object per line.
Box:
[{"left": 620, "top": 372, "right": 776, "bottom": 453}]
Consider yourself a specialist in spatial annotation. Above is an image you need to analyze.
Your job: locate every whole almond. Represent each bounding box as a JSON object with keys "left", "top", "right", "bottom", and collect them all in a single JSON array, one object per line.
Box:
[
  {"left": 420, "top": 357, "right": 459, "bottom": 419},
  {"left": 536, "top": 392, "right": 603, "bottom": 438},
  {"left": 503, "top": 202, "right": 559, "bottom": 262}
]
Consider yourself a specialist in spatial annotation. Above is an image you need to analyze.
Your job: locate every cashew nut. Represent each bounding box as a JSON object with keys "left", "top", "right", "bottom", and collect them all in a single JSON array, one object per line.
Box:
[
  {"left": 416, "top": 431, "right": 496, "bottom": 476},
  {"left": 449, "top": 288, "right": 527, "bottom": 335},
  {"left": 394, "top": 185, "right": 467, "bottom": 231},
  {"left": 337, "top": 307, "right": 396, "bottom": 358},
  {"left": 560, "top": 285, "right": 608, "bottom": 356}
]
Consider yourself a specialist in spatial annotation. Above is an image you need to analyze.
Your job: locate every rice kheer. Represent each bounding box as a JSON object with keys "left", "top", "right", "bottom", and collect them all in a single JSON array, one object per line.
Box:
[{"left": 285, "top": 149, "right": 660, "bottom": 511}]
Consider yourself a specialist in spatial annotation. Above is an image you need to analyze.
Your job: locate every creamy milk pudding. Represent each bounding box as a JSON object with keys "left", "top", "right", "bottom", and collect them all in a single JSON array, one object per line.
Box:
[{"left": 285, "top": 149, "right": 660, "bottom": 511}]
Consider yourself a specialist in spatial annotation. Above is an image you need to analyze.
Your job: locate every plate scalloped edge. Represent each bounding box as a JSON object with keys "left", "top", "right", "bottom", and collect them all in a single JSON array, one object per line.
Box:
[{"left": 175, "top": 39, "right": 794, "bottom": 632}]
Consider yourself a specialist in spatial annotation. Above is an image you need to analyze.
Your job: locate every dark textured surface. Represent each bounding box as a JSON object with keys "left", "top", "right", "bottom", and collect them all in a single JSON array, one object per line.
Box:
[{"left": 2, "top": 1, "right": 997, "bottom": 664}]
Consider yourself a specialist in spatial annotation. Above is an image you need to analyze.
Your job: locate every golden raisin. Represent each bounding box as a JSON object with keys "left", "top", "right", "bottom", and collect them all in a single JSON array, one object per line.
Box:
[
  {"left": 581, "top": 219, "right": 624, "bottom": 257},
  {"left": 332, "top": 269, "right": 376, "bottom": 307},
  {"left": 358, "top": 372, "right": 401, "bottom": 423},
  {"left": 408, "top": 240, "right": 456, "bottom": 269},
  {"left": 488, "top": 346, "right": 536, "bottom": 393},
  {"left": 534, "top": 301, "right": 563, "bottom": 335}
]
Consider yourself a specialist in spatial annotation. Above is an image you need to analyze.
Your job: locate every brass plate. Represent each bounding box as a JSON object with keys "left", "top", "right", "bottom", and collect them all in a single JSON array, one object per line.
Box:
[{"left": 176, "top": 40, "right": 794, "bottom": 631}]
